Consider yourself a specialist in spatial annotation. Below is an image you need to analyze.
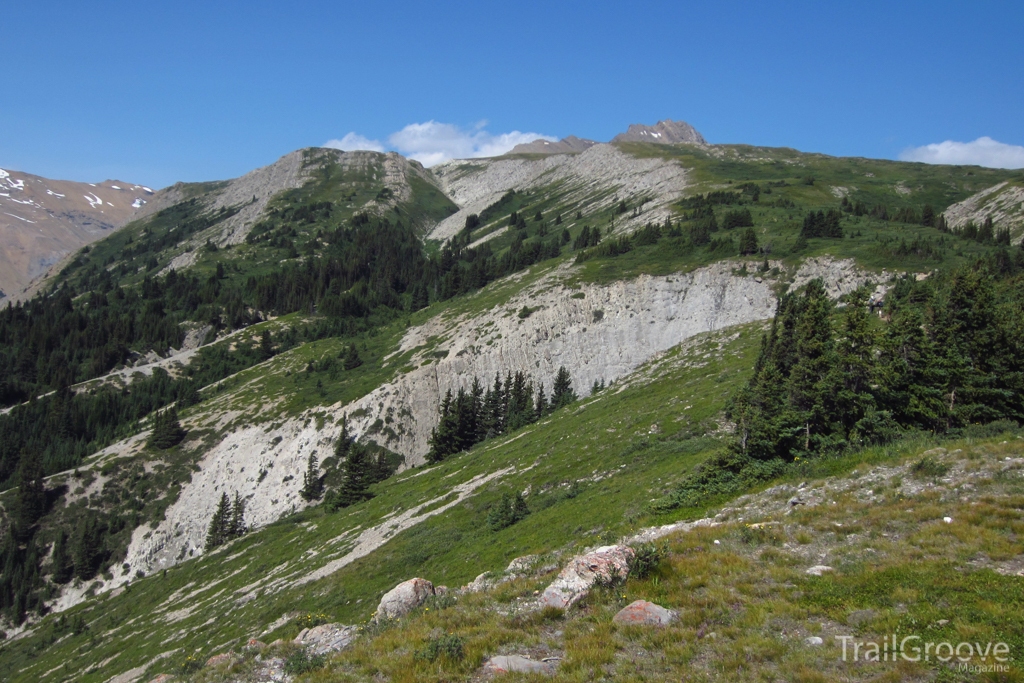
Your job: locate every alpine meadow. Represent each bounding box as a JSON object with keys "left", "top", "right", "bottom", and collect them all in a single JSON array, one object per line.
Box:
[{"left": 2, "top": 119, "right": 1024, "bottom": 683}]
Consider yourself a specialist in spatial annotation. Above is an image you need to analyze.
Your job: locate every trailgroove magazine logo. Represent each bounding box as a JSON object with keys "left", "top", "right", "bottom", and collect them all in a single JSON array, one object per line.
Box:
[{"left": 837, "top": 635, "right": 1011, "bottom": 672}]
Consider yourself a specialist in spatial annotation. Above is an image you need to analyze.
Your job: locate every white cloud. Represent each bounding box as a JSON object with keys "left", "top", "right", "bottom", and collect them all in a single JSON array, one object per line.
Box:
[
  {"left": 323, "top": 121, "right": 556, "bottom": 166},
  {"left": 899, "top": 136, "right": 1024, "bottom": 169},
  {"left": 388, "top": 121, "right": 556, "bottom": 166},
  {"left": 323, "top": 132, "right": 385, "bottom": 153}
]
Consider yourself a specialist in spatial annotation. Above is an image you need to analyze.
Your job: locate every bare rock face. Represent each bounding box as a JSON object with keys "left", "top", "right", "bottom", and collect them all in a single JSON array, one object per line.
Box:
[
  {"left": 427, "top": 142, "right": 690, "bottom": 243},
  {"left": 611, "top": 119, "right": 706, "bottom": 145},
  {"left": 294, "top": 623, "right": 358, "bottom": 655},
  {"left": 943, "top": 181, "right": 1024, "bottom": 241},
  {"left": 343, "top": 261, "right": 778, "bottom": 465},
  {"left": 612, "top": 600, "right": 678, "bottom": 626},
  {"left": 375, "top": 577, "right": 435, "bottom": 620},
  {"left": 541, "top": 545, "right": 634, "bottom": 609}
]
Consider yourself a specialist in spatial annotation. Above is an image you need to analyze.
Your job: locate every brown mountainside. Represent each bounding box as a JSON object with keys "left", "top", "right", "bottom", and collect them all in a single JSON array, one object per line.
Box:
[{"left": 0, "top": 166, "right": 153, "bottom": 301}]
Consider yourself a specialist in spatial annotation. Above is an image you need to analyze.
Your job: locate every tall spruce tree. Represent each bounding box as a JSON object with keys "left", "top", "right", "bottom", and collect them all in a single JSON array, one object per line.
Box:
[
  {"left": 300, "top": 454, "right": 323, "bottom": 501},
  {"left": 204, "top": 492, "right": 232, "bottom": 551},
  {"left": 551, "top": 366, "right": 577, "bottom": 409}
]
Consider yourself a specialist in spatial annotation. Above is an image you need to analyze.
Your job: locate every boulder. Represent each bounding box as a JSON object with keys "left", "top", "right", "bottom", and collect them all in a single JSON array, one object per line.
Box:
[
  {"left": 541, "top": 545, "right": 634, "bottom": 609},
  {"left": 204, "top": 652, "right": 236, "bottom": 667},
  {"left": 483, "top": 655, "right": 557, "bottom": 675},
  {"left": 463, "top": 571, "right": 494, "bottom": 593},
  {"left": 375, "top": 577, "right": 435, "bottom": 620},
  {"left": 612, "top": 600, "right": 678, "bottom": 626},
  {"left": 804, "top": 636, "right": 824, "bottom": 646},
  {"left": 805, "top": 565, "right": 833, "bottom": 576},
  {"left": 506, "top": 554, "right": 538, "bottom": 575},
  {"left": 294, "top": 622, "right": 358, "bottom": 655}
]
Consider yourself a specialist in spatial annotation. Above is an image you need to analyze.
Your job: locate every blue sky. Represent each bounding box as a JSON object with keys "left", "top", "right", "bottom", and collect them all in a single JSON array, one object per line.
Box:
[{"left": 1, "top": 1, "right": 1022, "bottom": 188}]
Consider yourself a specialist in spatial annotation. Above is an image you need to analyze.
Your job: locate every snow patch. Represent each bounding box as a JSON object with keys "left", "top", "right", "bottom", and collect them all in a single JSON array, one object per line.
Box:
[
  {"left": 111, "top": 185, "right": 122, "bottom": 190},
  {"left": 142, "top": 186, "right": 154, "bottom": 194},
  {"left": 5, "top": 212, "right": 35, "bottom": 223},
  {"left": 46, "top": 189, "right": 65, "bottom": 198},
  {"left": 7, "top": 177, "right": 24, "bottom": 190},
  {"left": 84, "top": 193, "right": 102, "bottom": 208},
  {"left": 132, "top": 198, "right": 146, "bottom": 208},
  {"left": 0, "top": 168, "right": 8, "bottom": 179}
]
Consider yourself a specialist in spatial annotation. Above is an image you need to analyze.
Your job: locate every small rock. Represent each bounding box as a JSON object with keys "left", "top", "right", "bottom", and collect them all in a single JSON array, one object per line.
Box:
[
  {"left": 375, "top": 577, "right": 435, "bottom": 620},
  {"left": 943, "top": 516, "right": 953, "bottom": 524},
  {"left": 805, "top": 565, "right": 834, "bottom": 576},
  {"left": 483, "top": 655, "right": 556, "bottom": 675},
  {"left": 936, "top": 619, "right": 949, "bottom": 626},
  {"left": 789, "top": 496, "right": 805, "bottom": 507},
  {"left": 245, "top": 638, "right": 267, "bottom": 649},
  {"left": 435, "top": 585, "right": 449, "bottom": 595},
  {"left": 804, "top": 636, "right": 824, "bottom": 646},
  {"left": 148, "top": 675, "right": 176, "bottom": 683},
  {"left": 612, "top": 600, "right": 678, "bottom": 626},
  {"left": 540, "top": 545, "right": 634, "bottom": 609},
  {"left": 713, "top": 540, "right": 721, "bottom": 545},
  {"left": 205, "top": 652, "right": 236, "bottom": 667}
]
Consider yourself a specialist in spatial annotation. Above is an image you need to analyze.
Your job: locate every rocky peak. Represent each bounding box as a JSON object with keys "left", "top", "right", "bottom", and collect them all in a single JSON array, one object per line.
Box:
[
  {"left": 611, "top": 119, "right": 706, "bottom": 145},
  {"left": 507, "top": 135, "right": 598, "bottom": 156}
]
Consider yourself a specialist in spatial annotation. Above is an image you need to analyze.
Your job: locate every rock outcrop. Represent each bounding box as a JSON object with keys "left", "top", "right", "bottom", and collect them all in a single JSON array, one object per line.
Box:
[
  {"left": 483, "top": 655, "right": 557, "bottom": 675},
  {"left": 426, "top": 142, "right": 690, "bottom": 243},
  {"left": 541, "top": 545, "right": 634, "bottom": 609},
  {"left": 612, "top": 600, "right": 678, "bottom": 626},
  {"left": 943, "top": 181, "right": 1024, "bottom": 241},
  {"left": 295, "top": 623, "right": 358, "bottom": 655},
  {"left": 343, "top": 261, "right": 778, "bottom": 465},
  {"left": 375, "top": 577, "right": 435, "bottom": 620}
]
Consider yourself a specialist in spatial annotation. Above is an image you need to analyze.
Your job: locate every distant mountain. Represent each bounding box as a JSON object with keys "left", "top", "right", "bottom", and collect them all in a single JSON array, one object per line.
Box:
[
  {"left": 0, "top": 166, "right": 153, "bottom": 300},
  {"left": 611, "top": 119, "right": 706, "bottom": 145},
  {"left": 506, "top": 120, "right": 705, "bottom": 157},
  {"left": 507, "top": 135, "right": 598, "bottom": 155}
]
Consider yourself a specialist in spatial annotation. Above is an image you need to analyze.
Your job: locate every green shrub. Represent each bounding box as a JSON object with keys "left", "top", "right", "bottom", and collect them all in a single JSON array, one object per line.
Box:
[
  {"left": 911, "top": 456, "right": 949, "bottom": 479},
  {"left": 414, "top": 633, "right": 465, "bottom": 662},
  {"left": 629, "top": 542, "right": 666, "bottom": 579},
  {"left": 284, "top": 649, "right": 327, "bottom": 674}
]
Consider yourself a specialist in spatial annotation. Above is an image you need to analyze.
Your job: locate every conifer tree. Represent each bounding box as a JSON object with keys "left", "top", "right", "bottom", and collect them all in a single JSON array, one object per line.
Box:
[
  {"left": 333, "top": 442, "right": 374, "bottom": 507},
  {"left": 428, "top": 389, "right": 459, "bottom": 463},
  {"left": 51, "top": 529, "right": 74, "bottom": 584},
  {"left": 300, "top": 454, "right": 323, "bottom": 501},
  {"left": 204, "top": 492, "right": 231, "bottom": 551},
  {"left": 551, "top": 366, "right": 577, "bottom": 409},
  {"left": 73, "top": 513, "right": 106, "bottom": 580},
  {"left": 535, "top": 384, "right": 549, "bottom": 418},
  {"left": 738, "top": 227, "right": 759, "bottom": 255},
  {"left": 13, "top": 453, "right": 45, "bottom": 539},
  {"left": 229, "top": 492, "right": 247, "bottom": 538},
  {"left": 149, "top": 407, "right": 186, "bottom": 449},
  {"left": 343, "top": 344, "right": 363, "bottom": 370}
]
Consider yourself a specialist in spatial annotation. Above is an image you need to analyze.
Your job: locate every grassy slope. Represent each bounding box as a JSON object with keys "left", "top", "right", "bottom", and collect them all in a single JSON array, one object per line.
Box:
[
  {"left": 6, "top": 143, "right": 1023, "bottom": 680},
  {"left": 299, "top": 433, "right": 1024, "bottom": 683},
  {"left": 3, "top": 324, "right": 763, "bottom": 682}
]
